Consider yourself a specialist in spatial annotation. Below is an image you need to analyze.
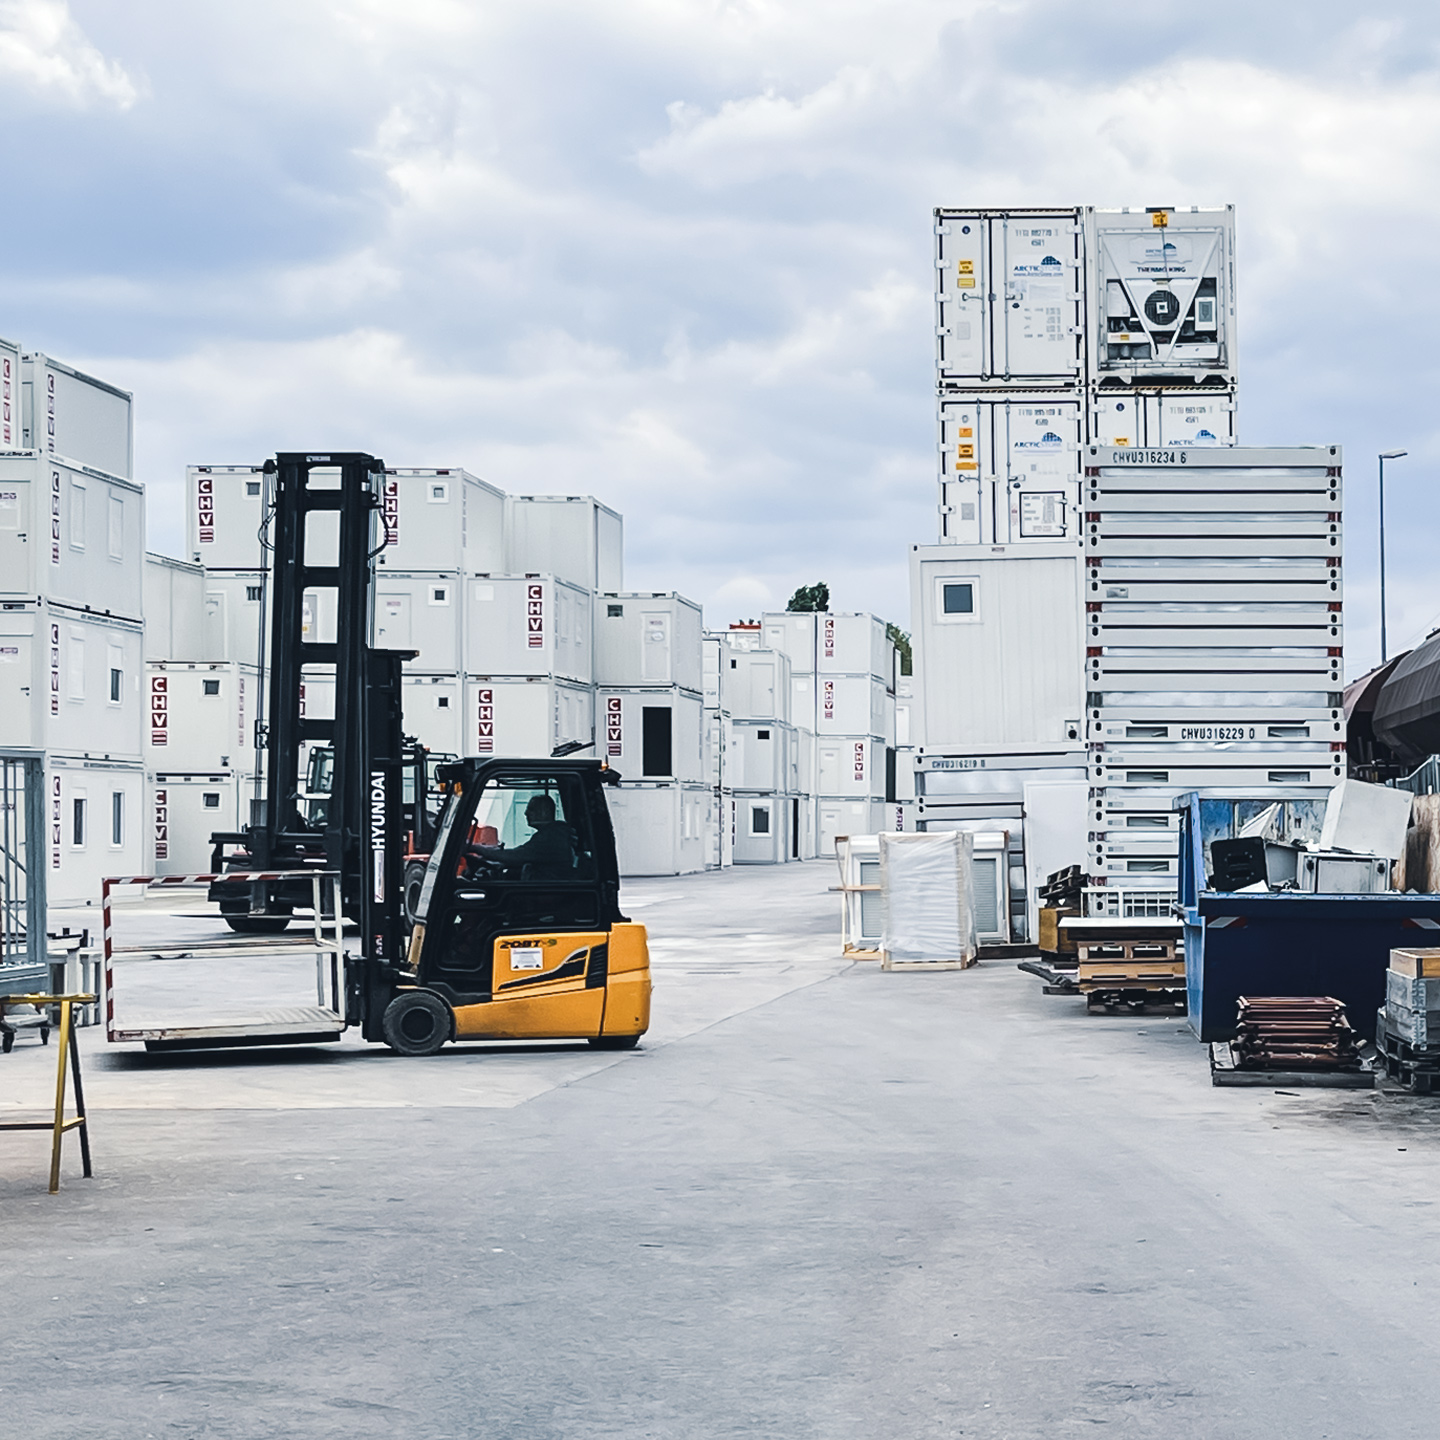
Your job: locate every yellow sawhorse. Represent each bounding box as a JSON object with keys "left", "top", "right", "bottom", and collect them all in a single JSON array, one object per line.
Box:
[{"left": 0, "top": 994, "right": 94, "bottom": 1193}]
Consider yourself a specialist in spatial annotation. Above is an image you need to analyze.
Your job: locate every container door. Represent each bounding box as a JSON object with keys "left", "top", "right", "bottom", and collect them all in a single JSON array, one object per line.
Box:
[
  {"left": 376, "top": 592, "right": 411, "bottom": 649},
  {"left": 641, "top": 611, "right": 672, "bottom": 683},
  {"left": 995, "top": 216, "right": 1081, "bottom": 382},
  {"left": 935, "top": 215, "right": 988, "bottom": 381},
  {"left": 938, "top": 397, "right": 982, "bottom": 544},
  {"left": 1003, "top": 400, "right": 1081, "bottom": 542},
  {"left": 750, "top": 661, "right": 775, "bottom": 718}
]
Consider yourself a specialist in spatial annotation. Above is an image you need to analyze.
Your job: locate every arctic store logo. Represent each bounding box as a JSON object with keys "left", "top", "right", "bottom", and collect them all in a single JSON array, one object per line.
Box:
[{"left": 1015, "top": 431, "right": 1065, "bottom": 450}]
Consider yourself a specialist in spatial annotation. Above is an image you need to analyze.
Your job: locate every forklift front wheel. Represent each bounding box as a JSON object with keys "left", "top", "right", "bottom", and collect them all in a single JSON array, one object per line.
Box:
[
  {"left": 588, "top": 1034, "right": 641, "bottom": 1051},
  {"left": 382, "top": 991, "right": 453, "bottom": 1057}
]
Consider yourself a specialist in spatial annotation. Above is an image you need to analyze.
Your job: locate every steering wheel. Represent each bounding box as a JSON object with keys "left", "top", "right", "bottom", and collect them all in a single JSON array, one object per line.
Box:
[{"left": 461, "top": 850, "right": 507, "bottom": 881}]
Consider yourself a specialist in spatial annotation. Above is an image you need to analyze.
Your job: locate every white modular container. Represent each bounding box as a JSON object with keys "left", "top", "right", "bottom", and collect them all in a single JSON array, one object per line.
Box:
[
  {"left": 147, "top": 771, "right": 247, "bottom": 876},
  {"left": 812, "top": 674, "right": 888, "bottom": 737},
  {"left": 606, "top": 782, "right": 710, "bottom": 877},
  {"left": 21, "top": 353, "right": 134, "bottom": 479},
  {"left": 145, "top": 662, "right": 260, "bottom": 772},
  {"left": 795, "top": 726, "right": 814, "bottom": 797},
  {"left": 465, "top": 676, "right": 595, "bottom": 761},
  {"left": 0, "top": 336, "right": 18, "bottom": 449},
  {"left": 911, "top": 545, "right": 1084, "bottom": 751},
  {"left": 596, "top": 592, "right": 704, "bottom": 693},
  {"left": 401, "top": 674, "right": 465, "bottom": 756},
  {"left": 0, "top": 453, "right": 144, "bottom": 617},
  {"left": 505, "top": 495, "right": 623, "bottom": 594},
  {"left": 710, "top": 791, "right": 736, "bottom": 870},
  {"left": 936, "top": 394, "right": 1082, "bottom": 546},
  {"left": 1090, "top": 388, "right": 1236, "bottom": 449},
  {"left": 200, "top": 571, "right": 270, "bottom": 666},
  {"left": 816, "top": 798, "right": 890, "bottom": 858},
  {"left": 702, "top": 634, "right": 725, "bottom": 708},
  {"left": 597, "top": 686, "right": 704, "bottom": 783},
  {"left": 45, "top": 756, "right": 145, "bottom": 905},
  {"left": 374, "top": 571, "right": 463, "bottom": 672},
  {"left": 0, "top": 601, "right": 143, "bottom": 760},
  {"left": 760, "top": 611, "right": 892, "bottom": 680},
  {"left": 816, "top": 736, "right": 885, "bottom": 799},
  {"left": 733, "top": 791, "right": 797, "bottom": 865},
  {"left": 704, "top": 708, "right": 734, "bottom": 788},
  {"left": 721, "top": 624, "right": 763, "bottom": 652},
  {"left": 934, "top": 208, "right": 1084, "bottom": 387},
  {"left": 186, "top": 465, "right": 268, "bottom": 567},
  {"left": 729, "top": 720, "right": 795, "bottom": 792},
  {"left": 1085, "top": 206, "right": 1236, "bottom": 384},
  {"left": 374, "top": 468, "right": 506, "bottom": 573},
  {"left": 143, "top": 553, "right": 207, "bottom": 662},
  {"left": 719, "top": 647, "right": 791, "bottom": 723},
  {"left": 465, "top": 575, "right": 592, "bottom": 683}
]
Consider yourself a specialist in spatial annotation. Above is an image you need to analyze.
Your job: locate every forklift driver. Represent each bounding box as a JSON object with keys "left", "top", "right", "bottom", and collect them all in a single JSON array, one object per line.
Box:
[{"left": 465, "top": 794, "right": 576, "bottom": 881}]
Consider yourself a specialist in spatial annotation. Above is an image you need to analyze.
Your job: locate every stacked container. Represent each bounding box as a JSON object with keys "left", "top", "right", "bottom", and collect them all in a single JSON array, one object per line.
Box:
[
  {"left": 1083, "top": 443, "right": 1344, "bottom": 901},
  {"left": 0, "top": 356, "right": 145, "bottom": 903},
  {"left": 595, "top": 593, "right": 706, "bottom": 875}
]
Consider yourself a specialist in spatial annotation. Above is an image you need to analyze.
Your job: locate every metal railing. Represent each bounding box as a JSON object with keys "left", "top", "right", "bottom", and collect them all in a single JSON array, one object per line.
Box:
[{"left": 0, "top": 750, "right": 47, "bottom": 975}]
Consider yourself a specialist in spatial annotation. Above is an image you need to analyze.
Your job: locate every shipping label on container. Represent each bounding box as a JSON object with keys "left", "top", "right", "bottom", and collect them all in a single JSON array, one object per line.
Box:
[
  {"left": 196, "top": 475, "right": 215, "bottom": 545},
  {"left": 476, "top": 687, "right": 494, "bottom": 754},
  {"left": 1019, "top": 491, "right": 1066, "bottom": 538},
  {"left": 606, "top": 695, "right": 623, "bottom": 757},
  {"left": 46, "top": 372, "right": 55, "bottom": 453},
  {"left": 527, "top": 583, "right": 544, "bottom": 650},
  {"left": 50, "top": 469, "right": 61, "bottom": 564},
  {"left": 823, "top": 680, "right": 835, "bottom": 722},
  {"left": 150, "top": 674, "right": 168, "bottom": 746},
  {"left": 154, "top": 788, "right": 168, "bottom": 862},
  {"left": 824, "top": 617, "right": 835, "bottom": 659},
  {"left": 49, "top": 623, "right": 60, "bottom": 716},
  {"left": 51, "top": 774, "right": 61, "bottom": 870},
  {"left": 853, "top": 741, "right": 866, "bottom": 784},
  {"left": 383, "top": 476, "right": 399, "bottom": 546},
  {"left": 1, "top": 353, "right": 11, "bottom": 446}
]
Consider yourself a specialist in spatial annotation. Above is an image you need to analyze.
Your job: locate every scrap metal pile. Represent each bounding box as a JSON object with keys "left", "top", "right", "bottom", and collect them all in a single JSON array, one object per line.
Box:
[{"left": 1233, "top": 996, "right": 1361, "bottom": 1071}]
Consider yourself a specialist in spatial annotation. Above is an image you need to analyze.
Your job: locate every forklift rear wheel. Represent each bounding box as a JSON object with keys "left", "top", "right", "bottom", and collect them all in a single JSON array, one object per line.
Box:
[
  {"left": 223, "top": 914, "right": 293, "bottom": 935},
  {"left": 588, "top": 1034, "right": 641, "bottom": 1050},
  {"left": 382, "top": 991, "right": 453, "bottom": 1057}
]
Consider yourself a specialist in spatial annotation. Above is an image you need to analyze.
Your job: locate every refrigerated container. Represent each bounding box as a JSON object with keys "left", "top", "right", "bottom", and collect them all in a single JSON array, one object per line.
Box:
[
  {"left": 506, "top": 495, "right": 623, "bottom": 594},
  {"left": 21, "top": 352, "right": 133, "bottom": 479},
  {"left": 1085, "top": 206, "right": 1236, "bottom": 385},
  {"left": 934, "top": 208, "right": 1085, "bottom": 388},
  {"left": 464, "top": 574, "right": 592, "bottom": 683},
  {"left": 0, "top": 453, "right": 144, "bottom": 617},
  {"left": 596, "top": 592, "right": 703, "bottom": 692},
  {"left": 1090, "top": 387, "right": 1236, "bottom": 448},
  {"left": 936, "top": 393, "right": 1082, "bottom": 545}
]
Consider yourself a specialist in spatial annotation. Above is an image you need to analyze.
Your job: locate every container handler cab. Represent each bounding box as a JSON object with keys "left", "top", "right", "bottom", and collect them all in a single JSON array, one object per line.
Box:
[{"left": 201, "top": 452, "right": 650, "bottom": 1055}]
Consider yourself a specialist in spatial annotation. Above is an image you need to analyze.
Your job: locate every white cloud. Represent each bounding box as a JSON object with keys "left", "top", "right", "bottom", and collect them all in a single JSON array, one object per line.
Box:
[{"left": 0, "top": 0, "right": 140, "bottom": 108}]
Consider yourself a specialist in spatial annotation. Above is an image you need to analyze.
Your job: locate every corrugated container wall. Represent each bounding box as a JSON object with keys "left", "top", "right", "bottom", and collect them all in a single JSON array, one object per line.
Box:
[
  {"left": 596, "top": 593, "right": 704, "bottom": 693},
  {"left": 0, "top": 454, "right": 145, "bottom": 617},
  {"left": 21, "top": 353, "right": 133, "bottom": 479},
  {"left": 506, "top": 495, "right": 623, "bottom": 594}
]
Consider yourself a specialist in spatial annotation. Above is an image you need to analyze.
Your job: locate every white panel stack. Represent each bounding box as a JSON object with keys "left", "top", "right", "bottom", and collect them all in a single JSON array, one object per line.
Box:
[{"left": 1085, "top": 443, "right": 1344, "bottom": 890}]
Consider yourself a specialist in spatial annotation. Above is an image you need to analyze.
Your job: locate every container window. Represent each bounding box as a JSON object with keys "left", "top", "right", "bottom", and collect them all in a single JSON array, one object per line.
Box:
[
  {"left": 71, "top": 796, "right": 86, "bottom": 848},
  {"left": 203, "top": 792, "right": 221, "bottom": 809},
  {"left": 109, "top": 667, "right": 123, "bottom": 703},
  {"left": 203, "top": 679, "right": 220, "bottom": 696},
  {"left": 942, "top": 583, "right": 973, "bottom": 614},
  {"left": 246, "top": 585, "right": 263, "bottom": 602},
  {"left": 607, "top": 604, "right": 623, "bottom": 618},
  {"left": 757, "top": 729, "right": 770, "bottom": 741},
  {"left": 642, "top": 706, "right": 673, "bottom": 777},
  {"left": 246, "top": 481, "right": 261, "bottom": 496},
  {"left": 108, "top": 495, "right": 124, "bottom": 559},
  {"left": 437, "top": 695, "right": 450, "bottom": 709},
  {"left": 69, "top": 481, "right": 86, "bottom": 549},
  {"left": 67, "top": 632, "right": 85, "bottom": 700},
  {"left": 429, "top": 585, "right": 450, "bottom": 605},
  {"left": 750, "top": 804, "right": 771, "bottom": 836},
  {"left": 429, "top": 483, "right": 449, "bottom": 502},
  {"left": 111, "top": 792, "right": 124, "bottom": 847}
]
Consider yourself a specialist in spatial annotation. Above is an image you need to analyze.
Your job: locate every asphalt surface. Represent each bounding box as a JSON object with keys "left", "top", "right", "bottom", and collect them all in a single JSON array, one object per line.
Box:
[{"left": 6, "top": 860, "right": 1440, "bottom": 1438}]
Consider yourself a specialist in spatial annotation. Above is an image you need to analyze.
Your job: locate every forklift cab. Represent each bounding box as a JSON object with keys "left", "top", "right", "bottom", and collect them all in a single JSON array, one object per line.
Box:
[{"left": 390, "top": 757, "right": 651, "bottom": 1055}]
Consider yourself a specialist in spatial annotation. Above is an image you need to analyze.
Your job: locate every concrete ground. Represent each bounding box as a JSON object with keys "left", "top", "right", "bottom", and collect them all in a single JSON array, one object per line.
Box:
[{"left": 5, "top": 860, "right": 1440, "bottom": 1439}]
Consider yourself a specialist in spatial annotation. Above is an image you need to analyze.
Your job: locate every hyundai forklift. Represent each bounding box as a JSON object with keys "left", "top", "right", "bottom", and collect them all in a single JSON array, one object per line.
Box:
[{"left": 205, "top": 453, "right": 650, "bottom": 1055}]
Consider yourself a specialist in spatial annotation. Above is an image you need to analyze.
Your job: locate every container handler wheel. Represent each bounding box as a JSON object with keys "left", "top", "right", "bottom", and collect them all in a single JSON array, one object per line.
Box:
[
  {"left": 382, "top": 990, "right": 453, "bottom": 1057},
  {"left": 223, "top": 912, "right": 293, "bottom": 935},
  {"left": 588, "top": 1034, "right": 641, "bottom": 1051}
]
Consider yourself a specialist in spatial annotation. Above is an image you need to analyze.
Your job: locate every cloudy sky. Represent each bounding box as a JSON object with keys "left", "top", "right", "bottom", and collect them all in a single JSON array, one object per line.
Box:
[{"left": 1, "top": 0, "right": 1437, "bottom": 670}]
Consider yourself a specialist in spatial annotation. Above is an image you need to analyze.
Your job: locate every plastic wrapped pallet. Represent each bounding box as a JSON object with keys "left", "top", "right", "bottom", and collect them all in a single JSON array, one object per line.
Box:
[{"left": 879, "top": 832, "right": 977, "bottom": 970}]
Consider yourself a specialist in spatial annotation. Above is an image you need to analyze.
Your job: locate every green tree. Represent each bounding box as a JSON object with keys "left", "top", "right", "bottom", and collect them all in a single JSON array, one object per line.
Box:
[
  {"left": 887, "top": 622, "right": 913, "bottom": 676},
  {"left": 787, "top": 582, "right": 830, "bottom": 613}
]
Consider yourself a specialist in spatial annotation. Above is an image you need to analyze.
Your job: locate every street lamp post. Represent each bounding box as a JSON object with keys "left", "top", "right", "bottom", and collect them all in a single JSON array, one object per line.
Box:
[{"left": 1379, "top": 450, "right": 1407, "bottom": 664}]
